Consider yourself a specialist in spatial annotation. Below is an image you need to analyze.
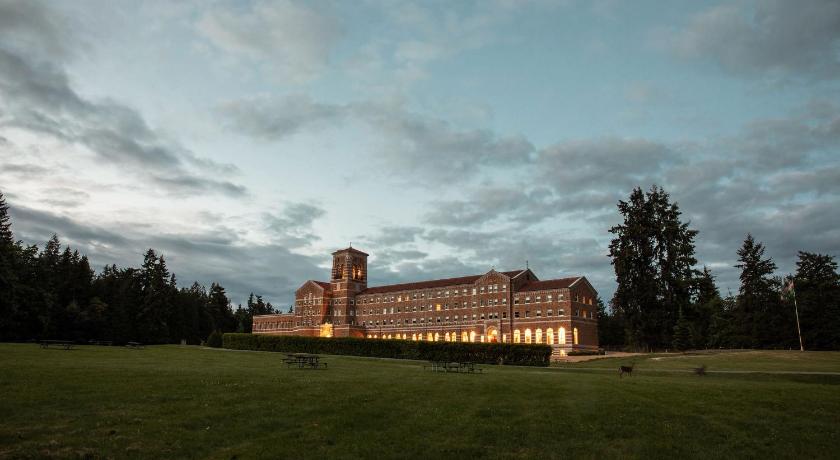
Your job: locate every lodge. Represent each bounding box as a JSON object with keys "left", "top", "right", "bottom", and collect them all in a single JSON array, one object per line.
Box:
[{"left": 252, "top": 247, "right": 599, "bottom": 355}]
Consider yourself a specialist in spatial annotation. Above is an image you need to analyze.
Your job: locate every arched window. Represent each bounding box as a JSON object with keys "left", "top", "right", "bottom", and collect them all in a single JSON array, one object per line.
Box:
[
  {"left": 412, "top": 333, "right": 417, "bottom": 341},
  {"left": 434, "top": 332, "right": 440, "bottom": 342},
  {"left": 445, "top": 332, "right": 451, "bottom": 342},
  {"left": 559, "top": 327, "right": 566, "bottom": 345},
  {"left": 469, "top": 331, "right": 476, "bottom": 342},
  {"left": 573, "top": 327, "right": 579, "bottom": 345},
  {"left": 428, "top": 332, "right": 434, "bottom": 341},
  {"left": 513, "top": 329, "right": 521, "bottom": 343},
  {"left": 524, "top": 328, "right": 532, "bottom": 344},
  {"left": 546, "top": 328, "right": 554, "bottom": 345},
  {"left": 462, "top": 331, "right": 468, "bottom": 342},
  {"left": 536, "top": 328, "right": 543, "bottom": 344}
]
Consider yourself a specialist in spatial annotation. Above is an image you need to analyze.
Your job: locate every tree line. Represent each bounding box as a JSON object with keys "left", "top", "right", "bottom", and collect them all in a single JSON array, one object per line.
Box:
[
  {"left": 600, "top": 185, "right": 840, "bottom": 351},
  {"left": 0, "top": 192, "right": 276, "bottom": 344}
]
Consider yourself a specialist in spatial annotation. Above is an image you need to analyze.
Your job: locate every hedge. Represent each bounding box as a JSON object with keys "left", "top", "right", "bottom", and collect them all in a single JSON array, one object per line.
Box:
[{"left": 222, "top": 333, "right": 552, "bottom": 367}]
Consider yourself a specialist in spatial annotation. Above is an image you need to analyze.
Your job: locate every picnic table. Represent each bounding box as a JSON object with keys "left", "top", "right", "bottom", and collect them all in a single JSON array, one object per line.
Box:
[
  {"left": 125, "top": 342, "right": 145, "bottom": 349},
  {"left": 427, "top": 361, "right": 482, "bottom": 373},
  {"left": 88, "top": 340, "right": 113, "bottom": 346},
  {"left": 39, "top": 340, "right": 75, "bottom": 350},
  {"left": 283, "top": 353, "right": 327, "bottom": 369}
]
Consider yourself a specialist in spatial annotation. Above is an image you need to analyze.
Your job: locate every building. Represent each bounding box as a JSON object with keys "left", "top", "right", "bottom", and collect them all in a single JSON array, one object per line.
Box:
[{"left": 252, "top": 247, "right": 599, "bottom": 354}]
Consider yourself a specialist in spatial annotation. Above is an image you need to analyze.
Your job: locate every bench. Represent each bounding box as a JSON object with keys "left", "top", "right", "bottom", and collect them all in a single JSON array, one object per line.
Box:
[{"left": 39, "top": 340, "right": 75, "bottom": 350}]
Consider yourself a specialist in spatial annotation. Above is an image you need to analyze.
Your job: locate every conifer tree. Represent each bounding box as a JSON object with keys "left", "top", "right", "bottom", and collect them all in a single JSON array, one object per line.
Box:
[
  {"left": 609, "top": 186, "right": 698, "bottom": 350},
  {"left": 794, "top": 252, "right": 840, "bottom": 349}
]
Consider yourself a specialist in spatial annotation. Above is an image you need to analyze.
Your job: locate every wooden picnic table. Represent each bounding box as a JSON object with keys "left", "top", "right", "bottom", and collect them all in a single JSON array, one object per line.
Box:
[
  {"left": 283, "top": 353, "right": 327, "bottom": 369},
  {"left": 39, "top": 340, "right": 75, "bottom": 350},
  {"left": 427, "top": 360, "right": 482, "bottom": 373}
]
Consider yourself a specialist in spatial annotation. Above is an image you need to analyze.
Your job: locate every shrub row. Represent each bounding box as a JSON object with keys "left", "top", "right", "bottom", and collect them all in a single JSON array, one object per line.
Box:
[
  {"left": 566, "top": 349, "right": 605, "bottom": 356},
  {"left": 223, "top": 333, "right": 552, "bottom": 367}
]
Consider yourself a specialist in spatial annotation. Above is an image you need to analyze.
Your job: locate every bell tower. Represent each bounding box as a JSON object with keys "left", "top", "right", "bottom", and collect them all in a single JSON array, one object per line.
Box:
[
  {"left": 330, "top": 246, "right": 368, "bottom": 292},
  {"left": 329, "top": 246, "right": 367, "bottom": 329}
]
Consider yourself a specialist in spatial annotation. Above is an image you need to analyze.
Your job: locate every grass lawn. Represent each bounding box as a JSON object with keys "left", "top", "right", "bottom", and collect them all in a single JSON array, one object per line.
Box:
[
  {"left": 558, "top": 350, "right": 840, "bottom": 373},
  {"left": 1, "top": 344, "right": 839, "bottom": 459}
]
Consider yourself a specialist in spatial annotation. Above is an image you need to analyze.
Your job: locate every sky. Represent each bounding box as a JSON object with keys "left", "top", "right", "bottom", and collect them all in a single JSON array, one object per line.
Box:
[{"left": 1, "top": 0, "right": 839, "bottom": 309}]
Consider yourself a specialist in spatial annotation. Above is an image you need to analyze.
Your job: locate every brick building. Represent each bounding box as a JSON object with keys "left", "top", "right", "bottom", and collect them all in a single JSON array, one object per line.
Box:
[{"left": 252, "top": 247, "right": 599, "bottom": 354}]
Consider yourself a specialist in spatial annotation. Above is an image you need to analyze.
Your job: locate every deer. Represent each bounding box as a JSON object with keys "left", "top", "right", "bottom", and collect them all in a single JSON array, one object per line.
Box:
[{"left": 619, "top": 364, "right": 634, "bottom": 378}]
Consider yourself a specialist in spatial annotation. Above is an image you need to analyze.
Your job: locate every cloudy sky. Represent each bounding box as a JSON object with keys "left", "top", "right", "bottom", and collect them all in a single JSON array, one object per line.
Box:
[{"left": 1, "top": 0, "right": 839, "bottom": 308}]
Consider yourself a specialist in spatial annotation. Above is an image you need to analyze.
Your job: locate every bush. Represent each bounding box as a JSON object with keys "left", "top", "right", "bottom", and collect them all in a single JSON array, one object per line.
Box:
[
  {"left": 206, "top": 331, "right": 223, "bottom": 348},
  {"left": 222, "top": 333, "right": 552, "bottom": 367},
  {"left": 567, "top": 349, "right": 601, "bottom": 356}
]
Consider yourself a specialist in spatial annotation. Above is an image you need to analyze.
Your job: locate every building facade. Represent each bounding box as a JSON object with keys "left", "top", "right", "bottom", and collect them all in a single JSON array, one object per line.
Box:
[{"left": 252, "top": 247, "right": 599, "bottom": 354}]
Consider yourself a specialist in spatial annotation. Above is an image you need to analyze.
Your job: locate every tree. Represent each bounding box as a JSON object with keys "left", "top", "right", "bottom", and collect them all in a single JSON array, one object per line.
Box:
[
  {"left": 671, "top": 308, "right": 691, "bottom": 351},
  {"left": 609, "top": 185, "right": 698, "bottom": 350},
  {"left": 734, "top": 235, "right": 793, "bottom": 348},
  {"left": 0, "top": 192, "right": 18, "bottom": 340},
  {"left": 794, "top": 252, "right": 840, "bottom": 350}
]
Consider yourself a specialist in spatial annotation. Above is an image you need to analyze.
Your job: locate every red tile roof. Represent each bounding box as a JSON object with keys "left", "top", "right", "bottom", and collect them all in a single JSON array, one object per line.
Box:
[
  {"left": 313, "top": 281, "right": 331, "bottom": 290},
  {"left": 519, "top": 277, "right": 582, "bottom": 292},
  {"left": 332, "top": 246, "right": 369, "bottom": 256},
  {"left": 359, "top": 270, "right": 524, "bottom": 295}
]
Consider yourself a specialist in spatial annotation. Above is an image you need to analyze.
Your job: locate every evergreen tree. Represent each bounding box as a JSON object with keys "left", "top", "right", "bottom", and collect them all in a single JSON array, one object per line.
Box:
[
  {"left": 609, "top": 185, "right": 698, "bottom": 350},
  {"left": 671, "top": 308, "right": 691, "bottom": 351},
  {"left": 0, "top": 192, "right": 18, "bottom": 340},
  {"left": 794, "top": 252, "right": 840, "bottom": 350},
  {"left": 734, "top": 235, "right": 793, "bottom": 348}
]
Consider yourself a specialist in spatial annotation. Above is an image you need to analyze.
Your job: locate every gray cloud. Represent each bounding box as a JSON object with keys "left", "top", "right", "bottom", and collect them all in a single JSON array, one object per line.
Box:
[
  {"left": 662, "top": 0, "right": 840, "bottom": 80},
  {"left": 219, "top": 95, "right": 535, "bottom": 181},
  {"left": 0, "top": 1, "right": 245, "bottom": 198},
  {"left": 196, "top": 0, "right": 342, "bottom": 83},
  {"left": 263, "top": 202, "right": 326, "bottom": 249},
  {"left": 8, "top": 203, "right": 325, "bottom": 307}
]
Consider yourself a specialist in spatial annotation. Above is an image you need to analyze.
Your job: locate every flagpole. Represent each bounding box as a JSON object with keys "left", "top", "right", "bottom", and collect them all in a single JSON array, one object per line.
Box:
[{"left": 791, "top": 282, "right": 804, "bottom": 352}]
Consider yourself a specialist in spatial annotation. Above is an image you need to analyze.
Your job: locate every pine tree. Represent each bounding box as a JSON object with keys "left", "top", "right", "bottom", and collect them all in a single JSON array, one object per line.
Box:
[
  {"left": 609, "top": 186, "right": 698, "bottom": 350},
  {"left": 794, "top": 252, "right": 840, "bottom": 350},
  {"left": 0, "top": 191, "right": 18, "bottom": 340},
  {"left": 672, "top": 308, "right": 691, "bottom": 351},
  {"left": 734, "top": 234, "right": 789, "bottom": 347}
]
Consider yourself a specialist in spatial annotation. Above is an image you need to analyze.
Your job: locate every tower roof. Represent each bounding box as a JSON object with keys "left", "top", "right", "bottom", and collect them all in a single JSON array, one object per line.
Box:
[{"left": 332, "top": 246, "right": 369, "bottom": 256}]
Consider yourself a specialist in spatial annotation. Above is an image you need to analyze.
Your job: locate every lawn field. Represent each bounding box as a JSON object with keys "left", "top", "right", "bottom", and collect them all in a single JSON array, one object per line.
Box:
[
  {"left": 1, "top": 344, "right": 839, "bottom": 459},
  {"left": 558, "top": 350, "right": 840, "bottom": 373}
]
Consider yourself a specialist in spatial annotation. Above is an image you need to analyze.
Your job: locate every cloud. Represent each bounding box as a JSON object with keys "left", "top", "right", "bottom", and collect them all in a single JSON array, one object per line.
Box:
[
  {"left": 661, "top": 0, "right": 840, "bottom": 80},
  {"left": 262, "top": 202, "right": 326, "bottom": 248},
  {"left": 7, "top": 203, "right": 325, "bottom": 307},
  {"left": 0, "top": 0, "right": 245, "bottom": 198},
  {"left": 196, "top": 0, "right": 342, "bottom": 83},
  {"left": 219, "top": 95, "right": 535, "bottom": 181}
]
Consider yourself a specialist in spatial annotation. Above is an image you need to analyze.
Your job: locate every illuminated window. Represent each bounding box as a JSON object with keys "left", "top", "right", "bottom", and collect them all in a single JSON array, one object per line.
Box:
[
  {"left": 559, "top": 327, "right": 566, "bottom": 345},
  {"left": 514, "top": 329, "right": 521, "bottom": 343},
  {"left": 535, "top": 328, "right": 542, "bottom": 343},
  {"left": 434, "top": 332, "right": 440, "bottom": 341},
  {"left": 546, "top": 328, "right": 554, "bottom": 345},
  {"left": 573, "top": 327, "right": 579, "bottom": 345},
  {"left": 524, "top": 329, "right": 532, "bottom": 343}
]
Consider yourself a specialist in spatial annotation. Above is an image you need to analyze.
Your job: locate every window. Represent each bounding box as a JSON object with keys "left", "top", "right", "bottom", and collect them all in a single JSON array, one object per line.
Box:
[
  {"left": 559, "top": 327, "right": 566, "bottom": 344},
  {"left": 514, "top": 329, "right": 521, "bottom": 343},
  {"left": 525, "top": 310, "right": 530, "bottom": 318},
  {"left": 524, "top": 328, "right": 532, "bottom": 344},
  {"left": 536, "top": 310, "right": 542, "bottom": 317},
  {"left": 514, "top": 311, "right": 520, "bottom": 318},
  {"left": 573, "top": 327, "right": 579, "bottom": 345}
]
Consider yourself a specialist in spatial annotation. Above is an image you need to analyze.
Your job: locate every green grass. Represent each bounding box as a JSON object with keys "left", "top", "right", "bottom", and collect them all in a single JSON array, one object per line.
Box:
[
  {"left": 1, "top": 344, "right": 839, "bottom": 459},
  {"left": 558, "top": 350, "right": 840, "bottom": 373}
]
